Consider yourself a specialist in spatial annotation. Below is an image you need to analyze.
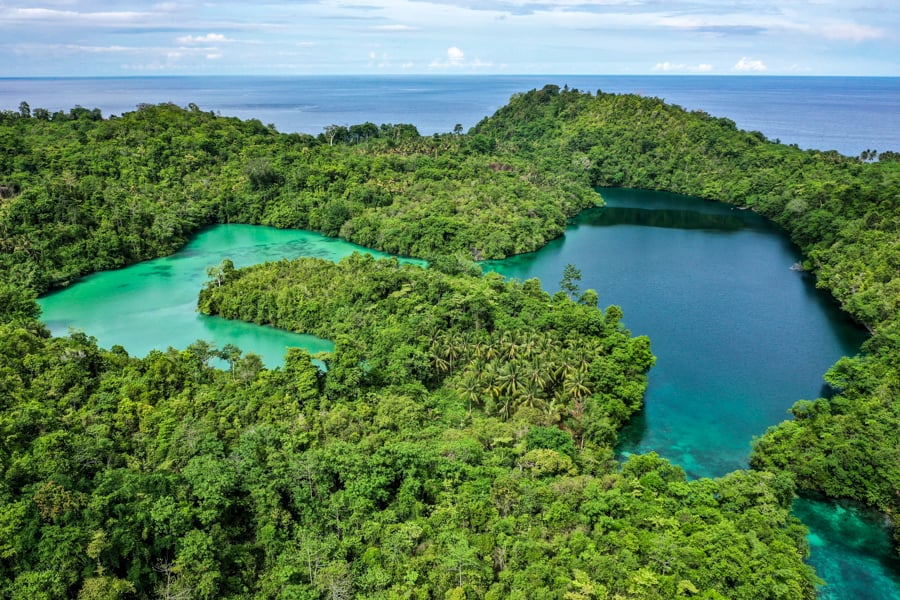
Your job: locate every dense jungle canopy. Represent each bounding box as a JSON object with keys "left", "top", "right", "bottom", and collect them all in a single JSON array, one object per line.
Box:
[{"left": 0, "top": 85, "right": 898, "bottom": 598}]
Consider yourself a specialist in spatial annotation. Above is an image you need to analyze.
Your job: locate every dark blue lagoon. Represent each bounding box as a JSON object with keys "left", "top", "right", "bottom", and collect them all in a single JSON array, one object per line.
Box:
[
  {"left": 487, "top": 188, "right": 897, "bottom": 599},
  {"left": 489, "top": 188, "right": 868, "bottom": 477}
]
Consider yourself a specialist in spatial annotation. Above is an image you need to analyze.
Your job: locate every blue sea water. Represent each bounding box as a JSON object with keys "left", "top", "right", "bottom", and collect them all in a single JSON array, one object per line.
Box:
[{"left": 1, "top": 75, "right": 898, "bottom": 157}]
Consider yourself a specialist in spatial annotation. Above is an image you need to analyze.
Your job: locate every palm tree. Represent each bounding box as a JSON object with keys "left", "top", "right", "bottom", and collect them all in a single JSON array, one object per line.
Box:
[
  {"left": 443, "top": 336, "right": 461, "bottom": 375},
  {"left": 563, "top": 370, "right": 591, "bottom": 419},
  {"left": 503, "top": 338, "right": 519, "bottom": 361},
  {"left": 574, "top": 338, "right": 600, "bottom": 372},
  {"left": 537, "top": 335, "right": 555, "bottom": 356},
  {"left": 481, "top": 362, "right": 503, "bottom": 401},
  {"left": 553, "top": 351, "right": 577, "bottom": 384},
  {"left": 563, "top": 370, "right": 591, "bottom": 400},
  {"left": 498, "top": 362, "right": 523, "bottom": 398},
  {"left": 497, "top": 394, "right": 513, "bottom": 421},
  {"left": 543, "top": 396, "right": 564, "bottom": 424},
  {"left": 517, "top": 382, "right": 546, "bottom": 412},
  {"left": 519, "top": 332, "right": 539, "bottom": 360},
  {"left": 431, "top": 352, "right": 450, "bottom": 374},
  {"left": 525, "top": 359, "right": 548, "bottom": 393},
  {"left": 458, "top": 375, "right": 481, "bottom": 413}
]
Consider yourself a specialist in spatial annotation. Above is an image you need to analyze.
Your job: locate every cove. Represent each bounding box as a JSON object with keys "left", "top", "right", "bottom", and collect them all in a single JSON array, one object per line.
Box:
[
  {"left": 487, "top": 188, "right": 868, "bottom": 477},
  {"left": 486, "top": 188, "right": 898, "bottom": 599},
  {"left": 38, "top": 224, "right": 421, "bottom": 367}
]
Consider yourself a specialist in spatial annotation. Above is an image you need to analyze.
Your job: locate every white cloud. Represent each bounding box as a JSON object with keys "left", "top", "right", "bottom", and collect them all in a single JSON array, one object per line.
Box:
[
  {"left": 177, "top": 33, "right": 233, "bottom": 44},
  {"left": 732, "top": 57, "right": 767, "bottom": 72},
  {"left": 206, "top": 53, "right": 223, "bottom": 59},
  {"left": 5, "top": 7, "right": 149, "bottom": 25},
  {"left": 447, "top": 46, "right": 465, "bottom": 63},
  {"left": 653, "top": 61, "right": 713, "bottom": 73},
  {"left": 368, "top": 50, "right": 396, "bottom": 69},
  {"left": 66, "top": 44, "right": 138, "bottom": 54},
  {"left": 429, "top": 46, "right": 494, "bottom": 69}
]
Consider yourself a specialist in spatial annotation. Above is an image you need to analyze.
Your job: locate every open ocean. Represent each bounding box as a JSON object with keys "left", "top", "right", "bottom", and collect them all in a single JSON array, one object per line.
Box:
[{"left": 1, "top": 75, "right": 898, "bottom": 157}]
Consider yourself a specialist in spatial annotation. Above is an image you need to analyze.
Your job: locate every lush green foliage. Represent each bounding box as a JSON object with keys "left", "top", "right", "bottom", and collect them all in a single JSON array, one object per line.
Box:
[
  {"left": 0, "top": 285, "right": 819, "bottom": 598},
  {"left": 198, "top": 254, "right": 654, "bottom": 443},
  {"left": 0, "top": 103, "right": 596, "bottom": 294},
  {"left": 2, "top": 85, "right": 898, "bottom": 593},
  {"left": 472, "top": 85, "right": 900, "bottom": 550}
]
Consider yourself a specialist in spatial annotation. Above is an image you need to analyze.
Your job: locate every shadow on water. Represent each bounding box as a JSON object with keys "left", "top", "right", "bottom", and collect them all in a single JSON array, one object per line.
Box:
[
  {"left": 585, "top": 204, "right": 749, "bottom": 232},
  {"left": 592, "top": 186, "right": 775, "bottom": 230},
  {"left": 613, "top": 410, "right": 647, "bottom": 460}
]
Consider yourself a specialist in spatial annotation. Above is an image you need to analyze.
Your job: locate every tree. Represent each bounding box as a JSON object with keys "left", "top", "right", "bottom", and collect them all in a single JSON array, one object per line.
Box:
[
  {"left": 579, "top": 288, "right": 599, "bottom": 307},
  {"left": 349, "top": 122, "right": 379, "bottom": 143},
  {"left": 153, "top": 560, "right": 193, "bottom": 600},
  {"left": 560, "top": 263, "right": 582, "bottom": 300},
  {"left": 0, "top": 283, "right": 41, "bottom": 321},
  {"left": 217, "top": 343, "right": 242, "bottom": 379},
  {"left": 439, "top": 534, "right": 481, "bottom": 589},
  {"left": 243, "top": 157, "right": 281, "bottom": 190},
  {"left": 526, "top": 426, "right": 576, "bottom": 459},
  {"left": 315, "top": 561, "right": 353, "bottom": 600},
  {"left": 323, "top": 124, "right": 347, "bottom": 146},
  {"left": 205, "top": 259, "right": 235, "bottom": 287}
]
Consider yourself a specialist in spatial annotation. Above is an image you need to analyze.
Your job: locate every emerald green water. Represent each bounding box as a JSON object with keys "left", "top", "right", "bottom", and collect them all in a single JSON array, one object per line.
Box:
[
  {"left": 39, "top": 225, "right": 420, "bottom": 366},
  {"left": 38, "top": 191, "right": 898, "bottom": 597}
]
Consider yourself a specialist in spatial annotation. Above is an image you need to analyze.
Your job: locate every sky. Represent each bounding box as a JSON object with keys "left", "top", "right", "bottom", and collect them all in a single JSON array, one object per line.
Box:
[{"left": 1, "top": 0, "right": 898, "bottom": 77}]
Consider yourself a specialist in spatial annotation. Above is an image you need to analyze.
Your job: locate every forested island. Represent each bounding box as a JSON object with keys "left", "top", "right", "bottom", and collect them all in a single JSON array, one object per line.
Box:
[{"left": 1, "top": 86, "right": 898, "bottom": 598}]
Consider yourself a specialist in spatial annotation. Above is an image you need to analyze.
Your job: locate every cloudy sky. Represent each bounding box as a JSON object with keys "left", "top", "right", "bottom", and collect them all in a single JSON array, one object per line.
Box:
[{"left": 1, "top": 0, "right": 897, "bottom": 76}]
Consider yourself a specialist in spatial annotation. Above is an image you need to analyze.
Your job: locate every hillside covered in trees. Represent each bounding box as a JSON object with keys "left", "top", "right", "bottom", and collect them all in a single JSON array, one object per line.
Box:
[
  {"left": 1, "top": 258, "right": 823, "bottom": 599},
  {"left": 0, "top": 102, "right": 595, "bottom": 295},
  {"left": 468, "top": 86, "right": 900, "bottom": 550},
  {"left": 1, "top": 85, "right": 899, "bottom": 596}
]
